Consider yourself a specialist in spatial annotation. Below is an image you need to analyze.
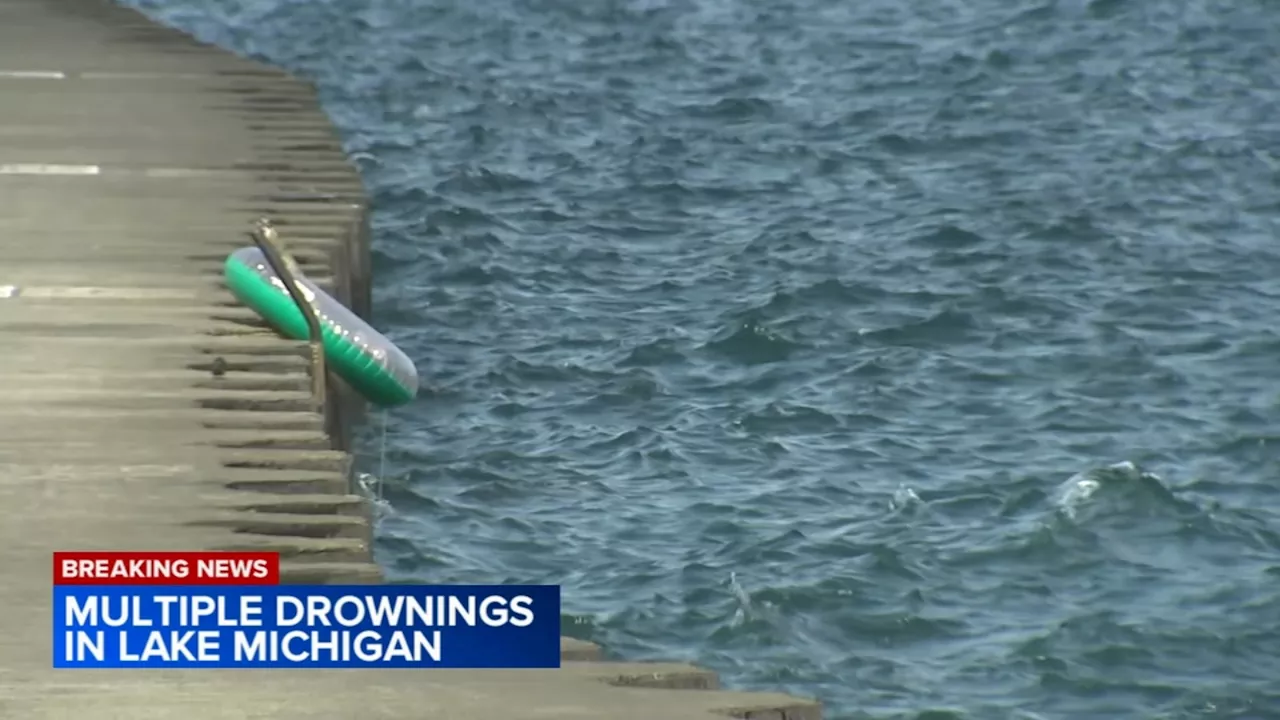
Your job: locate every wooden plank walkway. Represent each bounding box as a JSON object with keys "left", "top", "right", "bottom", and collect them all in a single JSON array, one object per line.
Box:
[{"left": 0, "top": 1, "right": 823, "bottom": 718}]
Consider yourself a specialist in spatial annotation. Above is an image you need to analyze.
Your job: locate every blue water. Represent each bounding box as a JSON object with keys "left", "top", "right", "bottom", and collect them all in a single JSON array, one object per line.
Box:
[{"left": 131, "top": 0, "right": 1280, "bottom": 717}]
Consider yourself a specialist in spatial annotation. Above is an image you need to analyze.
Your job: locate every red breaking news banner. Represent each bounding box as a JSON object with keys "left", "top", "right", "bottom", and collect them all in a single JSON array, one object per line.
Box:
[{"left": 53, "top": 551, "right": 280, "bottom": 586}]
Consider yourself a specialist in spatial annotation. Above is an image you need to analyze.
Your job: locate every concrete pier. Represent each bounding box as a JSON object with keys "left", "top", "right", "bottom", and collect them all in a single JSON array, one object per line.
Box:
[{"left": 0, "top": 1, "right": 822, "bottom": 718}]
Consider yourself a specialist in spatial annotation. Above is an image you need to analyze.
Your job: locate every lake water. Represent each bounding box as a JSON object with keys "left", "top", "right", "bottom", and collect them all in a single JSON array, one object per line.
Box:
[{"left": 130, "top": 0, "right": 1280, "bottom": 716}]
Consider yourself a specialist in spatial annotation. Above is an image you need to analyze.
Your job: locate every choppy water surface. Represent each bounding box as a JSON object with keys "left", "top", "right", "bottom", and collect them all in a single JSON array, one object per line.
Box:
[{"left": 132, "top": 0, "right": 1280, "bottom": 716}]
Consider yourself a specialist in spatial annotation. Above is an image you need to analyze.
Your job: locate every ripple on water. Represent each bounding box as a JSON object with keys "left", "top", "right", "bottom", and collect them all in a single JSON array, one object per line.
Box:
[{"left": 125, "top": 0, "right": 1280, "bottom": 716}]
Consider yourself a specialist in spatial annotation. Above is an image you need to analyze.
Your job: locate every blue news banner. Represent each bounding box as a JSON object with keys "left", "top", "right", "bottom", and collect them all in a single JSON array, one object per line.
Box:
[{"left": 53, "top": 585, "right": 561, "bottom": 669}]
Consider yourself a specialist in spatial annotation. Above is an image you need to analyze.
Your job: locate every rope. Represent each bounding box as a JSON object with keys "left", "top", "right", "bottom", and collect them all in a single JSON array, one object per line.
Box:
[{"left": 377, "top": 408, "right": 389, "bottom": 502}]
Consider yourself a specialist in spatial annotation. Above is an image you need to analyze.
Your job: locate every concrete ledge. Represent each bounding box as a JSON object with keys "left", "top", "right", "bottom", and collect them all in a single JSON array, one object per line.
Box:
[{"left": 0, "top": 1, "right": 822, "bottom": 718}]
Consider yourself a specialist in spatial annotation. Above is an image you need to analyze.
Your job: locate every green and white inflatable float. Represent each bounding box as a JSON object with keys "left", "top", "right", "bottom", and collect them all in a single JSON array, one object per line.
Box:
[{"left": 224, "top": 246, "right": 419, "bottom": 407}]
